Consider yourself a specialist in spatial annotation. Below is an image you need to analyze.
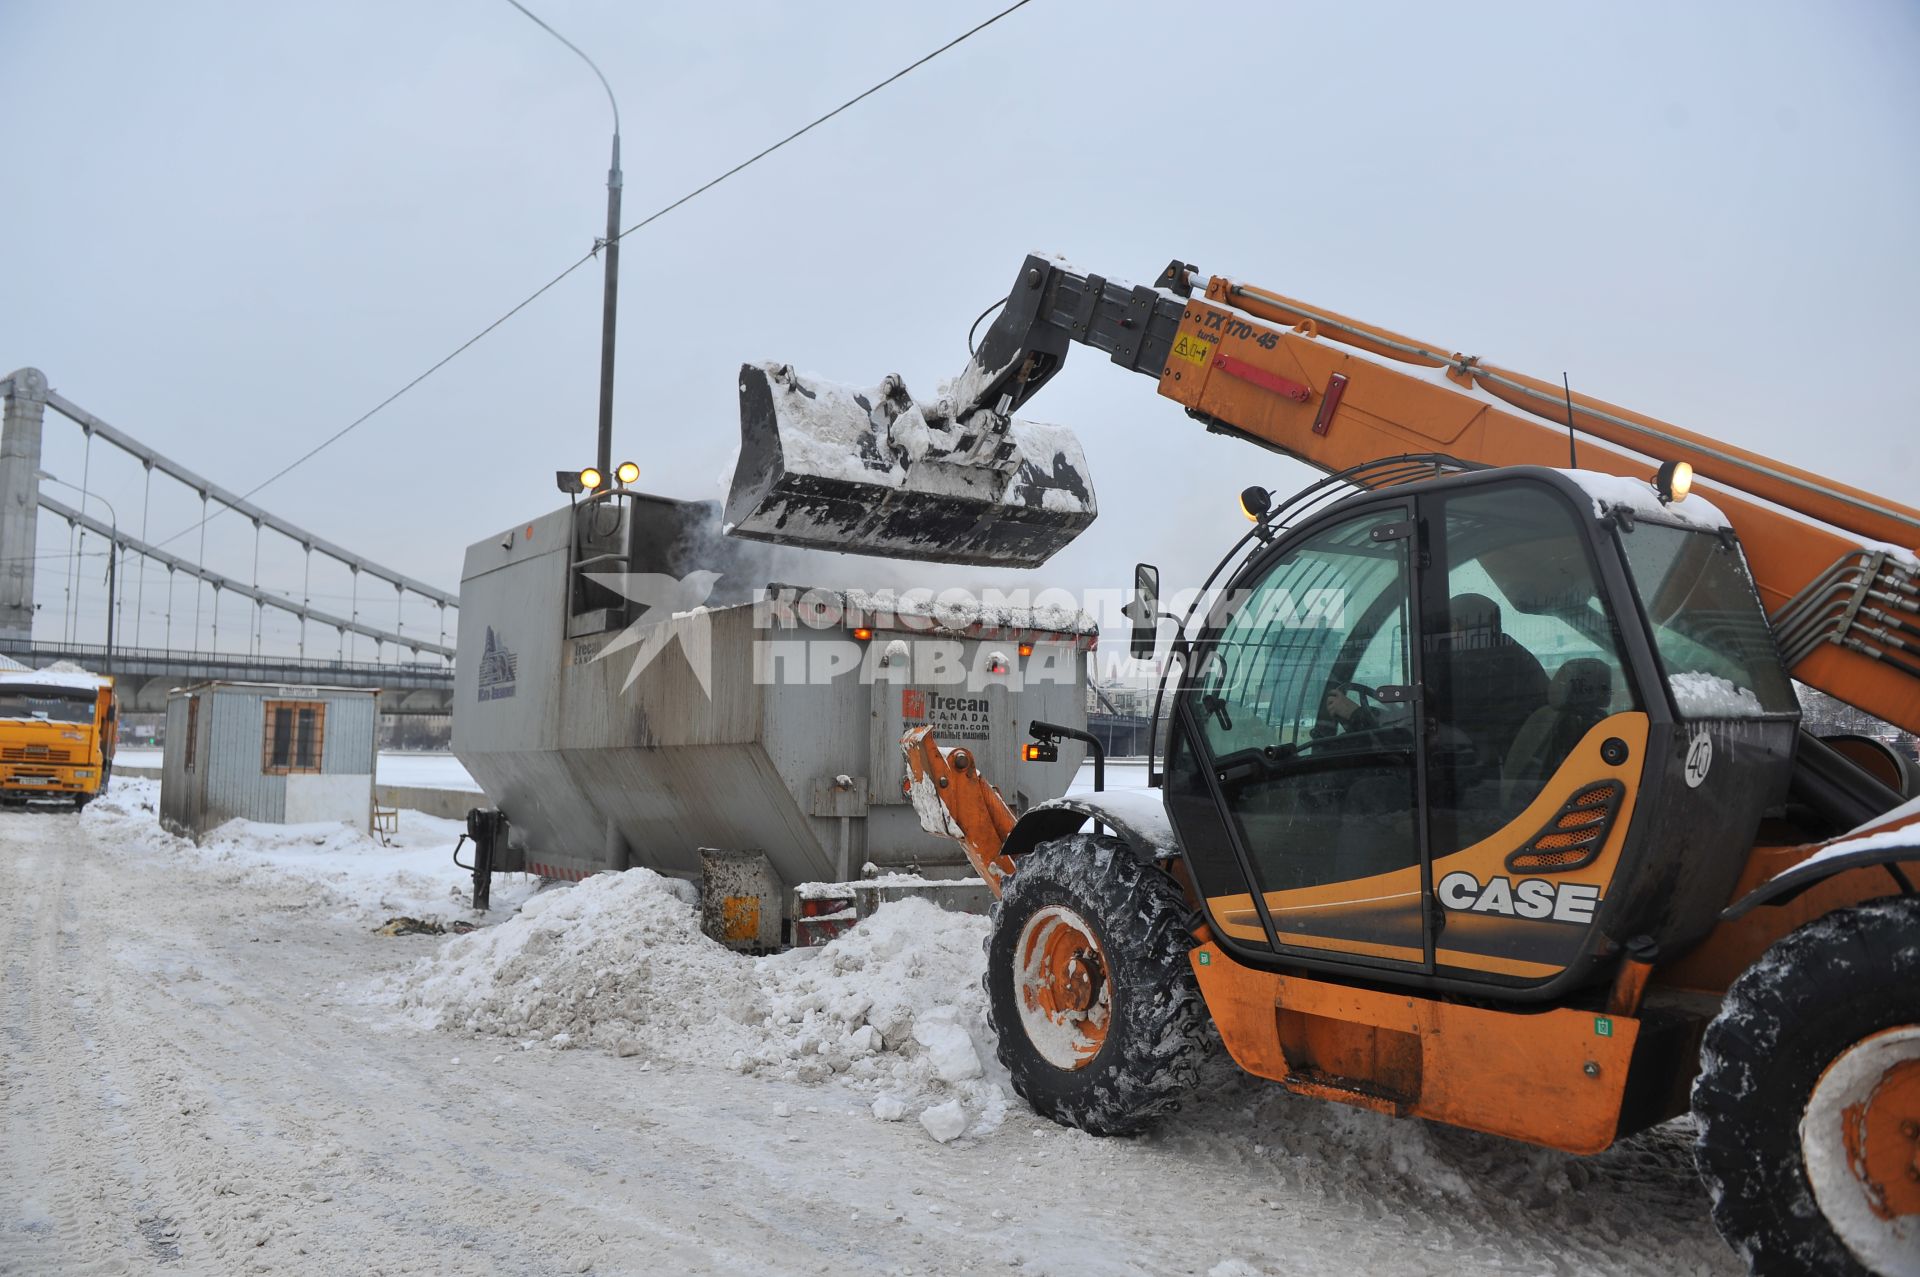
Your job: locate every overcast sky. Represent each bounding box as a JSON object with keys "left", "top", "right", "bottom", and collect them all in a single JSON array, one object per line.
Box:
[{"left": 3, "top": 0, "right": 1916, "bottom": 666}]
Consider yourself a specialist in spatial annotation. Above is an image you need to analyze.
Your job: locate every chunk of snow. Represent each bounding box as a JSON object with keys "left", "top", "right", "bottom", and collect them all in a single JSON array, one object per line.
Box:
[
  {"left": 907, "top": 773, "right": 968, "bottom": 841},
  {"left": 871, "top": 1095, "right": 907, "bottom": 1122},
  {"left": 912, "top": 1010, "right": 983, "bottom": 1083},
  {"left": 747, "top": 363, "right": 1094, "bottom": 518},
  {"left": 1668, "top": 671, "right": 1764, "bottom": 717},
  {"left": 918, "top": 1098, "right": 968, "bottom": 1143}
]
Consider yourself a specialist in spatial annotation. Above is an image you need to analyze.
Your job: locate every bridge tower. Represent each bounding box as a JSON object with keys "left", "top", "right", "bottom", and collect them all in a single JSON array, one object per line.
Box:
[{"left": 0, "top": 367, "right": 48, "bottom": 645}]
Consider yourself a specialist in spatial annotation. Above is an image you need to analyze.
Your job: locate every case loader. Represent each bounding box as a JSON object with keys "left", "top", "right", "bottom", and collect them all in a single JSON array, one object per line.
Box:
[{"left": 730, "top": 254, "right": 1920, "bottom": 1275}]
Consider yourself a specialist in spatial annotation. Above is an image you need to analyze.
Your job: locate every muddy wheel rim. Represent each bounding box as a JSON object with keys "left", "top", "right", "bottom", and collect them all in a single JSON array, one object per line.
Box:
[
  {"left": 1800, "top": 1023, "right": 1920, "bottom": 1276},
  {"left": 1015, "top": 905, "right": 1112, "bottom": 1070}
]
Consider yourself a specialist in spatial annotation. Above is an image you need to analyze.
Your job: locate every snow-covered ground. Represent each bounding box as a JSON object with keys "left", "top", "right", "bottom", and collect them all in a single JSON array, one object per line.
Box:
[
  {"left": 116, "top": 747, "right": 487, "bottom": 792},
  {"left": 0, "top": 778, "right": 1741, "bottom": 1275}
]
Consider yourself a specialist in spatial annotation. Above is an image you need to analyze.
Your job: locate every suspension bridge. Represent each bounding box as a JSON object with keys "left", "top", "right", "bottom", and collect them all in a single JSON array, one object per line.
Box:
[{"left": 1, "top": 367, "right": 456, "bottom": 714}]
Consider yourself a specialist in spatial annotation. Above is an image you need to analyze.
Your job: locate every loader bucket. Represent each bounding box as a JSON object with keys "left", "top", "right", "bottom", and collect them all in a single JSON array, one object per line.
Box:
[{"left": 724, "top": 363, "right": 1096, "bottom": 568}]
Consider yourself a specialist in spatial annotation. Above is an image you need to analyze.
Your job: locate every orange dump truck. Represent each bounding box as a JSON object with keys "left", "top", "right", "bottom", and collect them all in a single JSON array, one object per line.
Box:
[{"left": 0, "top": 665, "right": 117, "bottom": 808}]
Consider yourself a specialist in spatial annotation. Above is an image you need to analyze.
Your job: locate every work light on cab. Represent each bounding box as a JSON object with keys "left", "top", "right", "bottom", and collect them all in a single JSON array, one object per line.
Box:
[
  {"left": 579, "top": 466, "right": 604, "bottom": 492},
  {"left": 1655, "top": 460, "right": 1693, "bottom": 504},
  {"left": 1239, "top": 485, "right": 1273, "bottom": 522},
  {"left": 615, "top": 461, "right": 640, "bottom": 485}
]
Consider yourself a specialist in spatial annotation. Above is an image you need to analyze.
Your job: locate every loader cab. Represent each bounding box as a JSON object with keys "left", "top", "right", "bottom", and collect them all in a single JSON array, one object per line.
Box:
[{"left": 1160, "top": 466, "right": 1799, "bottom": 1000}]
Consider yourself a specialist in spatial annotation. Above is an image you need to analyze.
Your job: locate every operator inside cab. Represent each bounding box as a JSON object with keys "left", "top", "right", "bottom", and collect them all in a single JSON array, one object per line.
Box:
[
  {"left": 1318, "top": 590, "right": 1548, "bottom": 754},
  {"left": 1427, "top": 504, "right": 1631, "bottom": 850}
]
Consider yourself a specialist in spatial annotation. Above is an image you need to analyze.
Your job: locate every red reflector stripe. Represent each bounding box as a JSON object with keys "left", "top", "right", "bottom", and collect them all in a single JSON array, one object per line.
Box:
[
  {"left": 1215, "top": 354, "right": 1311, "bottom": 403},
  {"left": 1312, "top": 372, "right": 1349, "bottom": 436}
]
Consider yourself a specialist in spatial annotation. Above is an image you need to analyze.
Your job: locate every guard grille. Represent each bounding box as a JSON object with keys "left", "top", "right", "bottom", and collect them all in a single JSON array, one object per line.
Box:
[
  {"left": 2, "top": 746, "right": 72, "bottom": 763},
  {"left": 1506, "top": 780, "right": 1625, "bottom": 873}
]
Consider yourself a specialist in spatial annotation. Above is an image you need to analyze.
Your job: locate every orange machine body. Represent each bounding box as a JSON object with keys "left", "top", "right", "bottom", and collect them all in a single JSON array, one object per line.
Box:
[{"left": 1152, "top": 279, "right": 1920, "bottom": 737}]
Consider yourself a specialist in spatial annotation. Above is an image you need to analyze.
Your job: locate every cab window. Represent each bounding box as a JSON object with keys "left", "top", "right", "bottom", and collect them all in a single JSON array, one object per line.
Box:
[
  {"left": 1182, "top": 507, "right": 1419, "bottom": 896},
  {"left": 1426, "top": 486, "right": 1636, "bottom": 852}
]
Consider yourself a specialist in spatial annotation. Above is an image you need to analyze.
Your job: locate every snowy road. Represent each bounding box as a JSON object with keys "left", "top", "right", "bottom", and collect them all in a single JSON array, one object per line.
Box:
[{"left": 1, "top": 799, "right": 1742, "bottom": 1276}]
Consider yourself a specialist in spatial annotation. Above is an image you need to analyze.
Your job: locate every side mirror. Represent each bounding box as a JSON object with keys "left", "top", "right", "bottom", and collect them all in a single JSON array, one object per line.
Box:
[{"left": 1128, "top": 563, "right": 1161, "bottom": 660}]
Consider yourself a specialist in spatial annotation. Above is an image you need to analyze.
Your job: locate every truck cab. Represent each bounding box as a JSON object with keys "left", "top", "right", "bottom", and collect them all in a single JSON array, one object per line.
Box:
[{"left": 0, "top": 668, "right": 116, "bottom": 807}]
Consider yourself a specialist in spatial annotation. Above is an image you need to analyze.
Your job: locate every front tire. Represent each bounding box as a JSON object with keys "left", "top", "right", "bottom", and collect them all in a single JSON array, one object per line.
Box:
[
  {"left": 1692, "top": 895, "right": 1920, "bottom": 1276},
  {"left": 984, "top": 834, "right": 1211, "bottom": 1135}
]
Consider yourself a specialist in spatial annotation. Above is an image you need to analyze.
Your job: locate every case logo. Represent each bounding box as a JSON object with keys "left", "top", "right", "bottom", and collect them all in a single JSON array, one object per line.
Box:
[
  {"left": 1436, "top": 871, "right": 1602, "bottom": 925},
  {"left": 1684, "top": 729, "right": 1713, "bottom": 788}
]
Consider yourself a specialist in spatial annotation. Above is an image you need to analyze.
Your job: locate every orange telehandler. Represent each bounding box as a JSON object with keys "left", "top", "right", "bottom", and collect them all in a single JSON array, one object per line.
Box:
[{"left": 727, "top": 254, "right": 1920, "bottom": 1275}]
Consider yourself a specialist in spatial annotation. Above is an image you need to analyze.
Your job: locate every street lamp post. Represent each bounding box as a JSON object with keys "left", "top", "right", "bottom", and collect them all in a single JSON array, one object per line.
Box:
[
  {"left": 504, "top": 0, "right": 623, "bottom": 477},
  {"left": 38, "top": 471, "right": 118, "bottom": 674}
]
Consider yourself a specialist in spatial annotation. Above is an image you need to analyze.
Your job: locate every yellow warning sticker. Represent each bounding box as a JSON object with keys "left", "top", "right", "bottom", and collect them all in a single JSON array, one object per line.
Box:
[{"left": 1171, "top": 333, "right": 1213, "bottom": 366}]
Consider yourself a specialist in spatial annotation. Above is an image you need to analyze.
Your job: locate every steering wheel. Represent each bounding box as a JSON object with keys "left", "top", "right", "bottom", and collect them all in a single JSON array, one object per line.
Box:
[{"left": 1331, "top": 679, "right": 1385, "bottom": 707}]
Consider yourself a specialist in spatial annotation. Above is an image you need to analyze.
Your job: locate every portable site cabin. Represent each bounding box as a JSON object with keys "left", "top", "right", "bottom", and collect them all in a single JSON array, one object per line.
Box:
[{"left": 160, "top": 681, "right": 378, "bottom": 840}]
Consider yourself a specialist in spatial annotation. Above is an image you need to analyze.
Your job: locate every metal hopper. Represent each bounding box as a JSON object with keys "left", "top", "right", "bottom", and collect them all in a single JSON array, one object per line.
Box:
[{"left": 453, "top": 491, "right": 1094, "bottom": 894}]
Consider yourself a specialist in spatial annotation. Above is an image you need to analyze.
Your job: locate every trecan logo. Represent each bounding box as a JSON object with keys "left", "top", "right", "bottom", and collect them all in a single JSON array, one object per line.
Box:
[{"left": 1436, "top": 872, "right": 1603, "bottom": 925}]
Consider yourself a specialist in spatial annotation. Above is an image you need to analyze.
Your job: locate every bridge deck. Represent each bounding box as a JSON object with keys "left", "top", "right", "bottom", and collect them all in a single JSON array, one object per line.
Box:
[{"left": 1, "top": 642, "right": 453, "bottom": 714}]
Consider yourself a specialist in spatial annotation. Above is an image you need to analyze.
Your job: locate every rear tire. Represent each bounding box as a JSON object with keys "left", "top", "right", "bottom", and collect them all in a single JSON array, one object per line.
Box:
[
  {"left": 1692, "top": 895, "right": 1920, "bottom": 1276},
  {"left": 984, "top": 834, "right": 1211, "bottom": 1135}
]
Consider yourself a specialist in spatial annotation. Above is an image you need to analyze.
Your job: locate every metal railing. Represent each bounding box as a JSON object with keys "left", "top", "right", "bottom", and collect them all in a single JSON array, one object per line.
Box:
[{"left": 2, "top": 639, "right": 454, "bottom": 681}]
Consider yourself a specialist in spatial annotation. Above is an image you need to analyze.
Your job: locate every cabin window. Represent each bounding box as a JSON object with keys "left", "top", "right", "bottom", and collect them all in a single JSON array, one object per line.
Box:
[{"left": 262, "top": 701, "right": 327, "bottom": 774}]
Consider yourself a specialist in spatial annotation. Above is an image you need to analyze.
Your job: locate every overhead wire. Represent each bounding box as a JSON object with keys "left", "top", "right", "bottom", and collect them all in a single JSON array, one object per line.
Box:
[
  {"left": 607, "top": 0, "right": 1033, "bottom": 248},
  {"left": 145, "top": 0, "right": 1036, "bottom": 555}
]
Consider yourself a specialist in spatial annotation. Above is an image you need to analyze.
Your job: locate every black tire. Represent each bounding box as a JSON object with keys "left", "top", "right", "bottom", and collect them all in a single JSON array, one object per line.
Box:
[
  {"left": 1692, "top": 894, "right": 1920, "bottom": 1276},
  {"left": 984, "top": 834, "right": 1212, "bottom": 1135}
]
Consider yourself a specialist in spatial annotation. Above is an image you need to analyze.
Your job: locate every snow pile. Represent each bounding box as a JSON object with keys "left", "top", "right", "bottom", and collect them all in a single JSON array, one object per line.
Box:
[
  {"left": 1669, "top": 671, "right": 1764, "bottom": 717},
  {"left": 388, "top": 872, "right": 1006, "bottom": 1138},
  {"left": 393, "top": 868, "right": 764, "bottom": 1057}
]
